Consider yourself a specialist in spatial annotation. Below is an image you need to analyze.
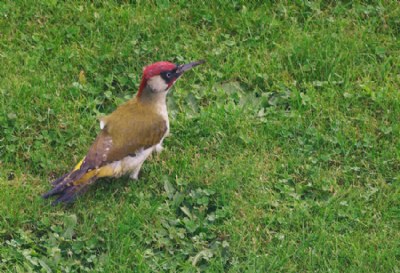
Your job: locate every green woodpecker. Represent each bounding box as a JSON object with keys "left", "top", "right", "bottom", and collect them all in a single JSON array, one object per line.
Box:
[{"left": 43, "top": 60, "right": 205, "bottom": 205}]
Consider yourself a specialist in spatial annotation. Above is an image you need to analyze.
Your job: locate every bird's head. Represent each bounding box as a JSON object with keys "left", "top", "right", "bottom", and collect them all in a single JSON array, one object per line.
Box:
[{"left": 137, "top": 60, "right": 205, "bottom": 99}]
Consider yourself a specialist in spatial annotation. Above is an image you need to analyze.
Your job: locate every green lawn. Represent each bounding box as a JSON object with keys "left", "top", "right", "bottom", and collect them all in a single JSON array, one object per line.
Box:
[{"left": 1, "top": 1, "right": 399, "bottom": 272}]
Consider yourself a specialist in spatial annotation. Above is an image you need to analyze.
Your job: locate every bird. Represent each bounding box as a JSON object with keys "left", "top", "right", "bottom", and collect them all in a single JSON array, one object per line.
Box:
[{"left": 42, "top": 60, "right": 205, "bottom": 205}]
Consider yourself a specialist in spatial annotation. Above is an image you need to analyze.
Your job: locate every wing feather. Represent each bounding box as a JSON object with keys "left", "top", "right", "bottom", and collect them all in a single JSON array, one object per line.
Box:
[{"left": 81, "top": 116, "right": 167, "bottom": 171}]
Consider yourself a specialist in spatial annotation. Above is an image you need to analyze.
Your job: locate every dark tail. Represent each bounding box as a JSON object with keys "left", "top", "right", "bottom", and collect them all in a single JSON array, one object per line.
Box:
[{"left": 42, "top": 169, "right": 97, "bottom": 205}]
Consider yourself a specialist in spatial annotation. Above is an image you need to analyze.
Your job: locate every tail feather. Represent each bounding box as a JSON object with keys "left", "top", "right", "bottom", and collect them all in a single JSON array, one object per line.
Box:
[
  {"left": 42, "top": 168, "right": 98, "bottom": 205},
  {"left": 42, "top": 169, "right": 86, "bottom": 198},
  {"left": 51, "top": 172, "right": 69, "bottom": 186},
  {"left": 48, "top": 158, "right": 85, "bottom": 188},
  {"left": 43, "top": 160, "right": 114, "bottom": 205},
  {"left": 51, "top": 177, "right": 96, "bottom": 205}
]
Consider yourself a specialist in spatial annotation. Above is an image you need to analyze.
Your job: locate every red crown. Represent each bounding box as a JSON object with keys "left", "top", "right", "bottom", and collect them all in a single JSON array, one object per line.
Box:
[{"left": 137, "top": 61, "right": 177, "bottom": 97}]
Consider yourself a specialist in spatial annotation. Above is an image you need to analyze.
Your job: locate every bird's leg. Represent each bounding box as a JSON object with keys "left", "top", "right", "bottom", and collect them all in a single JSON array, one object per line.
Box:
[
  {"left": 129, "top": 167, "right": 140, "bottom": 180},
  {"left": 129, "top": 165, "right": 142, "bottom": 180},
  {"left": 155, "top": 143, "right": 164, "bottom": 154}
]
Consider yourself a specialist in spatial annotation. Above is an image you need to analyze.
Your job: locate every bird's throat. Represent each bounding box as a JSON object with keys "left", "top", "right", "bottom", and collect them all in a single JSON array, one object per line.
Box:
[{"left": 137, "top": 85, "right": 168, "bottom": 117}]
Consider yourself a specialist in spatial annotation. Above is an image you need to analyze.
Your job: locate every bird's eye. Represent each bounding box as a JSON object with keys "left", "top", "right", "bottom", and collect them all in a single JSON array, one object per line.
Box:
[{"left": 166, "top": 72, "right": 172, "bottom": 78}]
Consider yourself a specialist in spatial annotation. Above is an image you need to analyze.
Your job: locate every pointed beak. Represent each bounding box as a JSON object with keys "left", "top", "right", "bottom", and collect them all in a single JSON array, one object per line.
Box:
[{"left": 176, "top": 60, "right": 205, "bottom": 75}]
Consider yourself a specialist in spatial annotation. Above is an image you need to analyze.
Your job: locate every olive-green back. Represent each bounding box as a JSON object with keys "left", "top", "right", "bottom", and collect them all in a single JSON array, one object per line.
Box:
[{"left": 81, "top": 99, "right": 168, "bottom": 170}]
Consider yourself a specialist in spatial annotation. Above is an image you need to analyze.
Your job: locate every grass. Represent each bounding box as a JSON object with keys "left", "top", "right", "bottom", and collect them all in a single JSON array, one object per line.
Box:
[{"left": 1, "top": 0, "right": 399, "bottom": 272}]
